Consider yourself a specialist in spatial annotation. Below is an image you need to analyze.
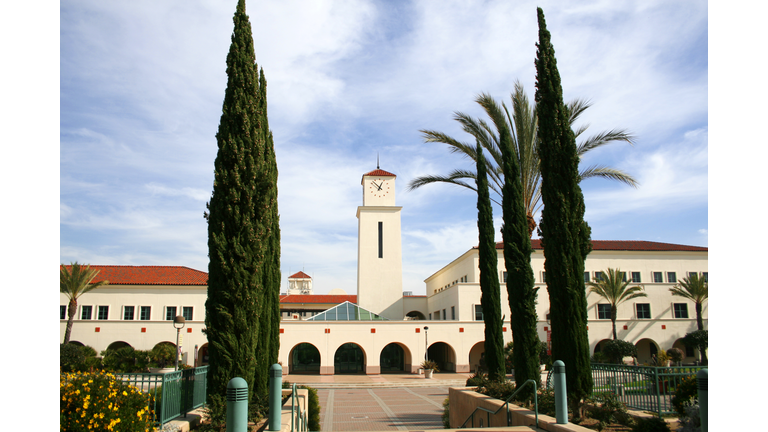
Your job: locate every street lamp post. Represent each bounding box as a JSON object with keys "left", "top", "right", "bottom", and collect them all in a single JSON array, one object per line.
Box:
[
  {"left": 423, "top": 326, "right": 429, "bottom": 361},
  {"left": 174, "top": 315, "right": 186, "bottom": 371}
]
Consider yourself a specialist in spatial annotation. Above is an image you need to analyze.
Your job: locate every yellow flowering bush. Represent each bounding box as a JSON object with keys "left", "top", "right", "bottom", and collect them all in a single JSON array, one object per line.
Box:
[{"left": 60, "top": 370, "right": 154, "bottom": 431}]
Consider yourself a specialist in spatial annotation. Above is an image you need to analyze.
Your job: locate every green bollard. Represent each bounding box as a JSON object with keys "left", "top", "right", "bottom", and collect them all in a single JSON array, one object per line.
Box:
[
  {"left": 269, "top": 363, "right": 283, "bottom": 431},
  {"left": 697, "top": 369, "right": 707, "bottom": 432},
  {"left": 553, "top": 360, "right": 568, "bottom": 424},
  {"left": 226, "top": 377, "right": 248, "bottom": 432}
]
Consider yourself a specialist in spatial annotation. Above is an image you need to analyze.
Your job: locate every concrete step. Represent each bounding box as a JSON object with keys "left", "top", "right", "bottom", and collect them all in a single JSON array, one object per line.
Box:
[{"left": 289, "top": 379, "right": 469, "bottom": 389}]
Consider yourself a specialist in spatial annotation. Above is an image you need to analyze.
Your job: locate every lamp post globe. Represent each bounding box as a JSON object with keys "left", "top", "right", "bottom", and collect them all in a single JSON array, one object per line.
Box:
[{"left": 173, "top": 315, "right": 186, "bottom": 371}]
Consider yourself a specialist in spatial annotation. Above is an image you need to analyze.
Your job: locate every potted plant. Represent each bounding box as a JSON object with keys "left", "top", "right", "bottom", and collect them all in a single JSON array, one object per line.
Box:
[
  {"left": 421, "top": 360, "right": 439, "bottom": 379},
  {"left": 149, "top": 343, "right": 177, "bottom": 373}
]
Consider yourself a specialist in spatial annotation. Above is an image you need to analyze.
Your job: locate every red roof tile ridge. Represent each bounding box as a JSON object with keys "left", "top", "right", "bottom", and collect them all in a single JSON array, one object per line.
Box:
[
  {"left": 289, "top": 271, "right": 312, "bottom": 279},
  {"left": 362, "top": 169, "right": 396, "bottom": 178}
]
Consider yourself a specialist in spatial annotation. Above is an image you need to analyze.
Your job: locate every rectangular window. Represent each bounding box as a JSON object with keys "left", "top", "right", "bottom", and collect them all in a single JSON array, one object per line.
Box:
[
  {"left": 688, "top": 271, "right": 698, "bottom": 279},
  {"left": 182, "top": 306, "right": 193, "bottom": 321},
  {"left": 673, "top": 303, "right": 689, "bottom": 319},
  {"left": 594, "top": 272, "right": 604, "bottom": 282},
  {"left": 60, "top": 305, "right": 67, "bottom": 320},
  {"left": 542, "top": 272, "right": 546, "bottom": 283},
  {"left": 502, "top": 271, "right": 508, "bottom": 283},
  {"left": 631, "top": 272, "right": 642, "bottom": 283},
  {"left": 81, "top": 305, "right": 92, "bottom": 320},
  {"left": 652, "top": 272, "right": 663, "bottom": 283},
  {"left": 584, "top": 272, "right": 590, "bottom": 283},
  {"left": 620, "top": 272, "right": 627, "bottom": 282},
  {"left": 442, "top": 309, "right": 446, "bottom": 320},
  {"left": 667, "top": 272, "right": 677, "bottom": 283},
  {"left": 166, "top": 306, "right": 177, "bottom": 321},
  {"left": 378, "top": 221, "right": 383, "bottom": 258},
  {"left": 597, "top": 304, "right": 611, "bottom": 320},
  {"left": 702, "top": 272, "right": 708, "bottom": 282},
  {"left": 428, "top": 313, "right": 432, "bottom": 320},
  {"left": 140, "top": 306, "right": 151, "bottom": 321},
  {"left": 474, "top": 305, "right": 483, "bottom": 321},
  {"left": 451, "top": 306, "right": 455, "bottom": 320},
  {"left": 636, "top": 303, "right": 651, "bottom": 319},
  {"left": 97, "top": 305, "right": 109, "bottom": 320},
  {"left": 685, "top": 346, "right": 695, "bottom": 357},
  {"left": 124, "top": 306, "right": 135, "bottom": 320}
]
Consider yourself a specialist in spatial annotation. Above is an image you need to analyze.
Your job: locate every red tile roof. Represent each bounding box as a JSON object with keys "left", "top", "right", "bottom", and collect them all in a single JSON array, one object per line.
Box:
[
  {"left": 480, "top": 240, "right": 707, "bottom": 252},
  {"left": 60, "top": 265, "right": 208, "bottom": 285},
  {"left": 362, "top": 169, "right": 396, "bottom": 178},
  {"left": 289, "top": 271, "right": 312, "bottom": 279},
  {"left": 279, "top": 294, "right": 357, "bottom": 304}
]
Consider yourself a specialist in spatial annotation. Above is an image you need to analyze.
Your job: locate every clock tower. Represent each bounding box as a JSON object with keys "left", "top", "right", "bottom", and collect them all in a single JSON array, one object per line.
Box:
[{"left": 357, "top": 168, "right": 403, "bottom": 320}]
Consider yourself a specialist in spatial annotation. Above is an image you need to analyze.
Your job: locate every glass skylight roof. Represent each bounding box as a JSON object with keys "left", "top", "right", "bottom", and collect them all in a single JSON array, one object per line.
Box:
[{"left": 306, "top": 301, "right": 388, "bottom": 321}]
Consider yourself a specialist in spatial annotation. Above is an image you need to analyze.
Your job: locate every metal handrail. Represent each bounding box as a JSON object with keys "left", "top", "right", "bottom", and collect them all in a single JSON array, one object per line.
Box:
[
  {"left": 460, "top": 379, "right": 539, "bottom": 429},
  {"left": 290, "top": 382, "right": 309, "bottom": 432}
]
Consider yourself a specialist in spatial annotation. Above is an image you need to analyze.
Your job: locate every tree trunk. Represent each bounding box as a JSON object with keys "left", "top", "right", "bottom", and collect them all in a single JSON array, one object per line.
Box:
[
  {"left": 611, "top": 306, "right": 617, "bottom": 340},
  {"left": 64, "top": 298, "right": 77, "bottom": 344},
  {"left": 695, "top": 303, "right": 703, "bottom": 331}
]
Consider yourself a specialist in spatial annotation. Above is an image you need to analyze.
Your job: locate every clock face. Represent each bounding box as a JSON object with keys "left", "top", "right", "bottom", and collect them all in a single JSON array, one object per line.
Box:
[{"left": 368, "top": 178, "right": 391, "bottom": 197}]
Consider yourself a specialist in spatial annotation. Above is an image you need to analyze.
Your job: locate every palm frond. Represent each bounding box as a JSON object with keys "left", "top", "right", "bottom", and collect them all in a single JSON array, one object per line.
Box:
[
  {"left": 577, "top": 129, "right": 636, "bottom": 155},
  {"left": 579, "top": 165, "right": 639, "bottom": 188}
]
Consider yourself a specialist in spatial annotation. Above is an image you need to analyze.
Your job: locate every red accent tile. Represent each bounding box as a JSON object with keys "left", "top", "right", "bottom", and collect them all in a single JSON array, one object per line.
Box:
[
  {"left": 141, "top": 328, "right": 146, "bottom": 333},
  {"left": 502, "top": 327, "right": 507, "bottom": 332},
  {"left": 95, "top": 327, "right": 100, "bottom": 332},
  {"left": 279, "top": 329, "right": 284, "bottom": 334},
  {"left": 187, "top": 328, "right": 192, "bottom": 333},
  {"left": 459, "top": 328, "right": 464, "bottom": 333},
  {"left": 661, "top": 325, "right": 666, "bottom": 330},
  {"left": 544, "top": 326, "right": 548, "bottom": 331},
  {"left": 324, "top": 329, "right": 330, "bottom": 334},
  {"left": 371, "top": 329, "right": 376, "bottom": 333},
  {"left": 415, "top": 328, "right": 420, "bottom": 333},
  {"left": 623, "top": 325, "right": 628, "bottom": 330}
]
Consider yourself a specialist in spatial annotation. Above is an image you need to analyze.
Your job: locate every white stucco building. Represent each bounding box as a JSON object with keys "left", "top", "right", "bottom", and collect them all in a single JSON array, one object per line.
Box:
[{"left": 61, "top": 167, "right": 708, "bottom": 375}]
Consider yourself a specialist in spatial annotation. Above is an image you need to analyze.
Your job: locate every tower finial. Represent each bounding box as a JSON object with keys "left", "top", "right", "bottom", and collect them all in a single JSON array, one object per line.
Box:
[{"left": 377, "top": 153, "right": 380, "bottom": 169}]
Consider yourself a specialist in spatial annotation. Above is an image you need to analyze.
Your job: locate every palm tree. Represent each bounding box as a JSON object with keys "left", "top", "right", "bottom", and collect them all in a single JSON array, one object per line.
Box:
[
  {"left": 587, "top": 268, "right": 647, "bottom": 340},
  {"left": 670, "top": 273, "right": 708, "bottom": 331},
  {"left": 409, "top": 81, "right": 638, "bottom": 236},
  {"left": 61, "top": 262, "right": 109, "bottom": 344}
]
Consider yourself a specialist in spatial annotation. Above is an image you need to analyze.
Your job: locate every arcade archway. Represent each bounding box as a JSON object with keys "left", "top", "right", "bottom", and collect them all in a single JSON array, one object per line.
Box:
[
  {"left": 427, "top": 342, "right": 457, "bottom": 372},
  {"left": 380, "top": 343, "right": 411, "bottom": 372},
  {"left": 290, "top": 343, "right": 321, "bottom": 374},
  {"left": 334, "top": 343, "right": 366, "bottom": 374}
]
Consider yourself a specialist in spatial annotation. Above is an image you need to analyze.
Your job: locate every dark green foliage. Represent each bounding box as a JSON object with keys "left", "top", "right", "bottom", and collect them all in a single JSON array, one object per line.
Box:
[
  {"left": 631, "top": 416, "right": 671, "bottom": 432},
  {"left": 205, "top": 0, "right": 281, "bottom": 402},
  {"left": 466, "top": 371, "right": 489, "bottom": 388},
  {"left": 475, "top": 142, "right": 505, "bottom": 382},
  {"left": 671, "top": 375, "right": 698, "bottom": 417},
  {"left": 479, "top": 380, "right": 517, "bottom": 401},
  {"left": 282, "top": 381, "right": 322, "bottom": 431},
  {"left": 442, "top": 398, "right": 451, "bottom": 429},
  {"left": 489, "top": 98, "right": 540, "bottom": 392},
  {"left": 588, "top": 392, "right": 630, "bottom": 426},
  {"left": 198, "top": 394, "right": 227, "bottom": 432},
  {"left": 602, "top": 340, "right": 637, "bottom": 364},
  {"left": 100, "top": 346, "right": 150, "bottom": 372},
  {"left": 682, "top": 330, "right": 708, "bottom": 365},
  {"left": 60, "top": 343, "right": 100, "bottom": 372},
  {"left": 535, "top": 7, "right": 593, "bottom": 410},
  {"left": 150, "top": 343, "right": 176, "bottom": 369},
  {"left": 667, "top": 347, "right": 684, "bottom": 365},
  {"left": 539, "top": 340, "right": 551, "bottom": 368}
]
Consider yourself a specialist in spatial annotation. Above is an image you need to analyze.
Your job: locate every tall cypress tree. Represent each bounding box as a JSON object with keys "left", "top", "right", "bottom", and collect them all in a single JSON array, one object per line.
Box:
[
  {"left": 205, "top": 0, "right": 280, "bottom": 401},
  {"left": 493, "top": 106, "right": 540, "bottom": 392},
  {"left": 534, "top": 7, "right": 593, "bottom": 413},
  {"left": 476, "top": 142, "right": 506, "bottom": 383}
]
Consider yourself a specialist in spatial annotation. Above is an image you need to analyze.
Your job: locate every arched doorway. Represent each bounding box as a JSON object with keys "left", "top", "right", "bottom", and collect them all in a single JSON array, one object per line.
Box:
[
  {"left": 380, "top": 343, "right": 411, "bottom": 372},
  {"left": 334, "top": 343, "right": 366, "bottom": 374},
  {"left": 290, "top": 343, "right": 321, "bottom": 374},
  {"left": 197, "top": 343, "right": 209, "bottom": 366},
  {"left": 405, "top": 311, "right": 426, "bottom": 320},
  {"left": 427, "top": 342, "right": 457, "bottom": 372},
  {"left": 107, "top": 341, "right": 132, "bottom": 351},
  {"left": 468, "top": 342, "right": 485, "bottom": 373},
  {"left": 635, "top": 338, "right": 659, "bottom": 364}
]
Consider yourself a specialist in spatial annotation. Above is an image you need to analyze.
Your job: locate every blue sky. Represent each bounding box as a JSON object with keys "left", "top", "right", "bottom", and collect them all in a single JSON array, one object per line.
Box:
[{"left": 57, "top": 0, "right": 709, "bottom": 295}]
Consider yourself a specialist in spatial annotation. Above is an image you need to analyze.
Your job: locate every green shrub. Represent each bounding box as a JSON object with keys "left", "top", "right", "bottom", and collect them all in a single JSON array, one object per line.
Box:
[
  {"left": 197, "top": 393, "right": 227, "bottom": 432},
  {"left": 101, "top": 347, "right": 150, "bottom": 372},
  {"left": 631, "top": 416, "right": 671, "bottom": 432},
  {"left": 150, "top": 343, "right": 176, "bottom": 369},
  {"left": 536, "top": 388, "right": 556, "bottom": 417},
  {"left": 60, "top": 370, "right": 154, "bottom": 431},
  {"left": 281, "top": 381, "right": 321, "bottom": 431},
  {"left": 667, "top": 348, "right": 684, "bottom": 364},
  {"left": 591, "top": 351, "right": 609, "bottom": 364},
  {"left": 602, "top": 340, "right": 637, "bottom": 364},
  {"left": 589, "top": 392, "right": 630, "bottom": 426},
  {"left": 466, "top": 371, "right": 489, "bottom": 388},
  {"left": 60, "top": 343, "right": 100, "bottom": 372},
  {"left": 671, "top": 375, "right": 698, "bottom": 417},
  {"left": 480, "top": 380, "right": 516, "bottom": 401},
  {"left": 539, "top": 341, "right": 551, "bottom": 368},
  {"left": 442, "top": 398, "right": 450, "bottom": 428}
]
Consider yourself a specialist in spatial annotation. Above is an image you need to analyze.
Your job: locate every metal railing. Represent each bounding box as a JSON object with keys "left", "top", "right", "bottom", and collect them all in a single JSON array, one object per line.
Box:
[
  {"left": 590, "top": 363, "right": 704, "bottom": 417},
  {"left": 290, "top": 383, "right": 309, "bottom": 432},
  {"left": 117, "top": 366, "right": 208, "bottom": 428},
  {"left": 460, "top": 379, "right": 539, "bottom": 429}
]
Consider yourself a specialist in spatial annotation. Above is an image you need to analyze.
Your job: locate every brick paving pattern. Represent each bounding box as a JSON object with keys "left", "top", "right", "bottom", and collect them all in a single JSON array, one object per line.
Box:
[{"left": 317, "top": 387, "right": 449, "bottom": 431}]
